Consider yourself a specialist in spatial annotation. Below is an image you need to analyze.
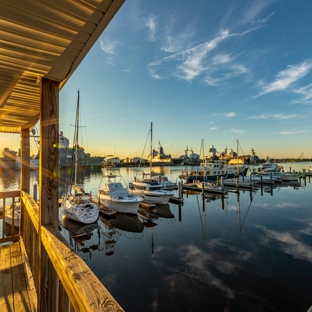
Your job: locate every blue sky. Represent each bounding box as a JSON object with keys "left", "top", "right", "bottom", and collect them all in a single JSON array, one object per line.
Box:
[{"left": 1, "top": 0, "right": 312, "bottom": 159}]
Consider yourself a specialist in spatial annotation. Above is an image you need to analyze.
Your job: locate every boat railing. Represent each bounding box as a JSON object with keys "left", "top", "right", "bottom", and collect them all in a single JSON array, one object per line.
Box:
[{"left": 0, "top": 190, "right": 124, "bottom": 311}]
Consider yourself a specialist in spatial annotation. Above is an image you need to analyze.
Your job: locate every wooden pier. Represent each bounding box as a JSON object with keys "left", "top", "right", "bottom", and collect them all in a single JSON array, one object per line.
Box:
[
  {"left": 0, "top": 1, "right": 126, "bottom": 311},
  {"left": 0, "top": 240, "right": 37, "bottom": 311}
]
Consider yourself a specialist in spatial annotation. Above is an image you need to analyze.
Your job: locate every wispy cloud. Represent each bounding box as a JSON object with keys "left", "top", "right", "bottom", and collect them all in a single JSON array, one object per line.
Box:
[
  {"left": 256, "top": 60, "right": 312, "bottom": 97},
  {"left": 145, "top": 15, "right": 157, "bottom": 41},
  {"left": 294, "top": 82, "right": 312, "bottom": 101},
  {"left": 210, "top": 127, "right": 218, "bottom": 130},
  {"left": 248, "top": 113, "right": 299, "bottom": 119},
  {"left": 226, "top": 112, "right": 236, "bottom": 117},
  {"left": 231, "top": 128, "right": 244, "bottom": 133},
  {"left": 161, "top": 27, "right": 195, "bottom": 53},
  {"left": 280, "top": 129, "right": 306, "bottom": 135},
  {"left": 241, "top": 1, "right": 275, "bottom": 26},
  {"left": 99, "top": 38, "right": 119, "bottom": 65},
  {"left": 148, "top": 28, "right": 253, "bottom": 83},
  {"left": 100, "top": 38, "right": 119, "bottom": 55}
]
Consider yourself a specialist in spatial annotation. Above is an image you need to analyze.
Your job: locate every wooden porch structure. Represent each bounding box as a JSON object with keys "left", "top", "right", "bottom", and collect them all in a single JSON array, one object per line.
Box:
[{"left": 0, "top": 1, "right": 125, "bottom": 311}]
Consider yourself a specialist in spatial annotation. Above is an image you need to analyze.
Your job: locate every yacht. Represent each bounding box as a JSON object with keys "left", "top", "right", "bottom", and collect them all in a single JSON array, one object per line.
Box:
[
  {"left": 150, "top": 174, "right": 178, "bottom": 190},
  {"left": 180, "top": 158, "right": 247, "bottom": 183},
  {"left": 130, "top": 177, "right": 174, "bottom": 205},
  {"left": 259, "top": 158, "right": 283, "bottom": 173},
  {"left": 98, "top": 169, "right": 144, "bottom": 214}
]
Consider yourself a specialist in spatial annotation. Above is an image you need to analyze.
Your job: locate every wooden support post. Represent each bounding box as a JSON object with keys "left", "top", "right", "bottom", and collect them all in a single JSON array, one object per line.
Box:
[
  {"left": 38, "top": 78, "right": 60, "bottom": 311},
  {"left": 20, "top": 129, "right": 30, "bottom": 193},
  {"left": 20, "top": 129, "right": 30, "bottom": 242}
]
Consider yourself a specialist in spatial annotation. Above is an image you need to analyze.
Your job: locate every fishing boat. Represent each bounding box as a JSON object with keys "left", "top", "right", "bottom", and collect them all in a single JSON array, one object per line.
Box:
[
  {"left": 61, "top": 91, "right": 99, "bottom": 224},
  {"left": 98, "top": 168, "right": 144, "bottom": 214},
  {"left": 130, "top": 122, "right": 174, "bottom": 204}
]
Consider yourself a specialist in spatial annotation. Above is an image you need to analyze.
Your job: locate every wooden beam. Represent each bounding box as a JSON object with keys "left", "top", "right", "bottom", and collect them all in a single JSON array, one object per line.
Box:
[
  {"left": 20, "top": 129, "right": 30, "bottom": 193},
  {"left": 38, "top": 78, "right": 60, "bottom": 311},
  {"left": 39, "top": 78, "right": 59, "bottom": 227}
]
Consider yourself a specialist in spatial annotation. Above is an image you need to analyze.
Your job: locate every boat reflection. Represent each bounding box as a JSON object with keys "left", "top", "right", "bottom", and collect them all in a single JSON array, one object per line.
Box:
[
  {"left": 138, "top": 203, "right": 175, "bottom": 221},
  {"left": 98, "top": 212, "right": 145, "bottom": 256},
  {"left": 60, "top": 216, "right": 100, "bottom": 260},
  {"left": 99, "top": 213, "right": 144, "bottom": 234}
]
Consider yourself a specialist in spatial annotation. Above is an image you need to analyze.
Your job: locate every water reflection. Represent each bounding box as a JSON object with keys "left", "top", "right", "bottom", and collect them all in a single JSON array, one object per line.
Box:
[
  {"left": 1, "top": 164, "right": 312, "bottom": 311},
  {"left": 60, "top": 216, "right": 100, "bottom": 260},
  {"left": 101, "top": 213, "right": 144, "bottom": 233}
]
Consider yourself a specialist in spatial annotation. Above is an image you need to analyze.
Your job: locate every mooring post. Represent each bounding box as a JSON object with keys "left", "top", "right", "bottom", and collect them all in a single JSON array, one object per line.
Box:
[{"left": 33, "top": 184, "right": 38, "bottom": 202}]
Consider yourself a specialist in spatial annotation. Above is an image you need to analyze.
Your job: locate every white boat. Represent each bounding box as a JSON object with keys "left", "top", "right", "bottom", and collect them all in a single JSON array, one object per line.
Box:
[
  {"left": 130, "top": 178, "right": 174, "bottom": 204},
  {"left": 61, "top": 91, "right": 99, "bottom": 224},
  {"left": 5, "top": 201, "right": 20, "bottom": 227},
  {"left": 98, "top": 168, "right": 144, "bottom": 214},
  {"left": 259, "top": 157, "right": 283, "bottom": 173},
  {"left": 151, "top": 174, "right": 178, "bottom": 190},
  {"left": 181, "top": 158, "right": 247, "bottom": 183},
  {"left": 195, "top": 181, "right": 228, "bottom": 194},
  {"left": 130, "top": 122, "right": 174, "bottom": 204}
]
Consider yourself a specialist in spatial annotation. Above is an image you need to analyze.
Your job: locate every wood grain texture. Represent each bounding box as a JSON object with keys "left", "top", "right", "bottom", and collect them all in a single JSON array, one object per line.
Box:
[{"left": 41, "top": 224, "right": 124, "bottom": 312}]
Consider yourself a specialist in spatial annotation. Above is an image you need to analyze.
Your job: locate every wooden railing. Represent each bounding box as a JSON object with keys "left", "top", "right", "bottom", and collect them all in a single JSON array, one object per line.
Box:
[
  {"left": 1, "top": 190, "right": 124, "bottom": 311},
  {"left": 0, "top": 190, "right": 20, "bottom": 243}
]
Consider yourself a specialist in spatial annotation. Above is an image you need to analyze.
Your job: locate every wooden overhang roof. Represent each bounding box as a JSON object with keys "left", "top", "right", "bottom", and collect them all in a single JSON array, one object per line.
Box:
[{"left": 0, "top": 0, "right": 124, "bottom": 134}]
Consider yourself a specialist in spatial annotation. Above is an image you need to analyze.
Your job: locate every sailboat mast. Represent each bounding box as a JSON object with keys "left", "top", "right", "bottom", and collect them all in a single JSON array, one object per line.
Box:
[
  {"left": 74, "top": 90, "right": 80, "bottom": 186},
  {"left": 236, "top": 139, "right": 239, "bottom": 175},
  {"left": 150, "top": 122, "right": 153, "bottom": 173}
]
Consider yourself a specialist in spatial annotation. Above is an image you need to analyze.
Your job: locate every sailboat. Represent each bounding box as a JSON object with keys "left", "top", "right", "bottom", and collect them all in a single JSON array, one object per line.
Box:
[
  {"left": 61, "top": 90, "right": 99, "bottom": 224},
  {"left": 130, "top": 122, "right": 174, "bottom": 204}
]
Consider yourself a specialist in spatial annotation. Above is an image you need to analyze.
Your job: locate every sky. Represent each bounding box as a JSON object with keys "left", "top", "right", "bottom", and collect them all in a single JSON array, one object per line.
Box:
[{"left": 1, "top": 0, "right": 312, "bottom": 160}]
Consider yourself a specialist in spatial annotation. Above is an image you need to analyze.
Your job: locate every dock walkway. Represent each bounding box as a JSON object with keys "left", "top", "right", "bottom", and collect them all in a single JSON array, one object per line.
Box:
[{"left": 0, "top": 241, "right": 37, "bottom": 312}]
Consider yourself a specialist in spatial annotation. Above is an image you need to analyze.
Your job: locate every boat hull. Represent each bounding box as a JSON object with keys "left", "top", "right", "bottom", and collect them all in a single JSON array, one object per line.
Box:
[
  {"left": 99, "top": 197, "right": 141, "bottom": 214},
  {"left": 134, "top": 191, "right": 173, "bottom": 204}
]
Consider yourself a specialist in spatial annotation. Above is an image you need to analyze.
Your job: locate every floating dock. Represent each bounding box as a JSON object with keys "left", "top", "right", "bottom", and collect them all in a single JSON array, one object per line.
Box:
[
  {"left": 169, "top": 196, "right": 184, "bottom": 204},
  {"left": 140, "top": 201, "right": 156, "bottom": 209}
]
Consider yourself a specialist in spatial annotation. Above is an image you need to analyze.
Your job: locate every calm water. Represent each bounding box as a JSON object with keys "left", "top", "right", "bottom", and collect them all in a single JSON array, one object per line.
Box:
[{"left": 1, "top": 163, "right": 312, "bottom": 312}]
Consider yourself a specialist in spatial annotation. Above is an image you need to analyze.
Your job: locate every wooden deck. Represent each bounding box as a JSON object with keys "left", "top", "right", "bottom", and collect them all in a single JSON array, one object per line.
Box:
[{"left": 0, "top": 241, "right": 37, "bottom": 312}]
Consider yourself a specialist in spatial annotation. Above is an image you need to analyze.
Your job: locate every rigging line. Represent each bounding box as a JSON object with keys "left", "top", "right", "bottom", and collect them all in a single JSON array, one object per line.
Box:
[
  {"left": 238, "top": 140, "right": 246, "bottom": 158},
  {"left": 136, "top": 128, "right": 150, "bottom": 178},
  {"left": 240, "top": 190, "right": 257, "bottom": 230}
]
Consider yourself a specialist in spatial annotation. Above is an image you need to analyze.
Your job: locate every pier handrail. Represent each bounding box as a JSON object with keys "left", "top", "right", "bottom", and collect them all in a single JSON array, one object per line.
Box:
[{"left": 1, "top": 190, "right": 124, "bottom": 311}]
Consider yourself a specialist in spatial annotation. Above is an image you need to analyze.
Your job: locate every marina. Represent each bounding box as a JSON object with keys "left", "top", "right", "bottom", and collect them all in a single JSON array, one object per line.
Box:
[
  {"left": 0, "top": 1, "right": 312, "bottom": 311},
  {"left": 1, "top": 163, "right": 312, "bottom": 311}
]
